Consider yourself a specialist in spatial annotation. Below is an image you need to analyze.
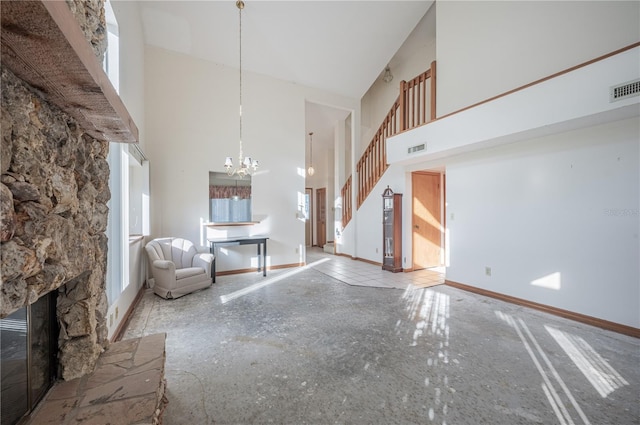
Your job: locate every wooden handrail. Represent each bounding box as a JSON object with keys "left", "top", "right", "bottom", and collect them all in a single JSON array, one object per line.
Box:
[
  {"left": 350, "top": 61, "right": 436, "bottom": 212},
  {"left": 341, "top": 175, "right": 352, "bottom": 228},
  {"left": 356, "top": 97, "right": 400, "bottom": 208}
]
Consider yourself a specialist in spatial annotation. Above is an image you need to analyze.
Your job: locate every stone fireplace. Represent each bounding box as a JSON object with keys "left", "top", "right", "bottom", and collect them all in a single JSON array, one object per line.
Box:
[{"left": 1, "top": 0, "right": 113, "bottom": 422}]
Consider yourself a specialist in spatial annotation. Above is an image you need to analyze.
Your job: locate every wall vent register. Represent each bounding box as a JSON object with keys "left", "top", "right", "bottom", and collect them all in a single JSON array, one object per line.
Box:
[
  {"left": 408, "top": 143, "right": 426, "bottom": 154},
  {"left": 610, "top": 79, "right": 640, "bottom": 102}
]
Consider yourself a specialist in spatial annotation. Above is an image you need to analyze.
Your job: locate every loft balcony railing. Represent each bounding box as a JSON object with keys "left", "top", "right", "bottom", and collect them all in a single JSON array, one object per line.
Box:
[{"left": 341, "top": 61, "right": 436, "bottom": 228}]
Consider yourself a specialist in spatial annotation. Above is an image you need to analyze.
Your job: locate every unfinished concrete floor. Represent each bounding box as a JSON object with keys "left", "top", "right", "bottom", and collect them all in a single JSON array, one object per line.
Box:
[{"left": 123, "top": 249, "right": 639, "bottom": 424}]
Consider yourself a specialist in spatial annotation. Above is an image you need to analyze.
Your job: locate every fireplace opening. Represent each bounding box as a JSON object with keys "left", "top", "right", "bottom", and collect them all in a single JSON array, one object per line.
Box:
[{"left": 1, "top": 291, "right": 58, "bottom": 425}]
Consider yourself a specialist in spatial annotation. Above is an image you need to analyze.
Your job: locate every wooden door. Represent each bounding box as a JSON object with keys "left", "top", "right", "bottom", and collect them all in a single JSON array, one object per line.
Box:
[
  {"left": 316, "top": 188, "right": 327, "bottom": 247},
  {"left": 412, "top": 172, "right": 442, "bottom": 269},
  {"left": 305, "top": 188, "right": 312, "bottom": 247}
]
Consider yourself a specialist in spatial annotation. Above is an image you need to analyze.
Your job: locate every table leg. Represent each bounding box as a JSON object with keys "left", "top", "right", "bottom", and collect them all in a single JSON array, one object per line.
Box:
[
  {"left": 257, "top": 243, "right": 261, "bottom": 272},
  {"left": 263, "top": 240, "right": 267, "bottom": 277},
  {"left": 210, "top": 243, "right": 216, "bottom": 283}
]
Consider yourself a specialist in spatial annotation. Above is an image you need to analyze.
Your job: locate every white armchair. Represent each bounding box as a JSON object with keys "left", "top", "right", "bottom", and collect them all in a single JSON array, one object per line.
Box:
[{"left": 145, "top": 237, "right": 214, "bottom": 299}]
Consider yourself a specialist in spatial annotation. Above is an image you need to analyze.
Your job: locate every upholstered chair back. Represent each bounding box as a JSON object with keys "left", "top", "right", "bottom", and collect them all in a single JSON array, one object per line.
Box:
[{"left": 145, "top": 237, "right": 198, "bottom": 269}]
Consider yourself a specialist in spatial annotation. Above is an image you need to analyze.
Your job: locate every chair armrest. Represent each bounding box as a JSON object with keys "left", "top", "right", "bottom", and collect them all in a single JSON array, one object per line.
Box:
[
  {"left": 193, "top": 253, "right": 214, "bottom": 276},
  {"left": 151, "top": 260, "right": 176, "bottom": 290},
  {"left": 153, "top": 260, "right": 175, "bottom": 270}
]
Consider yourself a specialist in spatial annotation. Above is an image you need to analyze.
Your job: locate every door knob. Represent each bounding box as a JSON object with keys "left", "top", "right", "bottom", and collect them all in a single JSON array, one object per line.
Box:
[{"left": 414, "top": 225, "right": 419, "bottom": 229}]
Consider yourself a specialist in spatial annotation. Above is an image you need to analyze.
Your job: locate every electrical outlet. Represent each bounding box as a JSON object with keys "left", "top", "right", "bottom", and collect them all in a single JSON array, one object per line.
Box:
[
  {"left": 109, "top": 313, "right": 113, "bottom": 327},
  {"left": 485, "top": 267, "right": 492, "bottom": 277},
  {"left": 450, "top": 213, "right": 455, "bottom": 220},
  {"left": 115, "top": 306, "right": 119, "bottom": 319},
  {"left": 295, "top": 247, "right": 299, "bottom": 254},
  {"left": 376, "top": 248, "right": 378, "bottom": 253}
]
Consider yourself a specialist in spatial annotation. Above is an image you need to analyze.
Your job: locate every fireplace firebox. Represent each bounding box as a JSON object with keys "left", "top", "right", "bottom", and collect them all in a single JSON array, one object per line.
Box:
[{"left": 1, "top": 291, "right": 58, "bottom": 425}]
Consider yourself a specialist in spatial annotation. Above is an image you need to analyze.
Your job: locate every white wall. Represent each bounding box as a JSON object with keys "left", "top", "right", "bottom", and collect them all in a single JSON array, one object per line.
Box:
[
  {"left": 388, "top": 46, "right": 640, "bottom": 165},
  {"left": 360, "top": 4, "right": 436, "bottom": 154},
  {"left": 376, "top": 1, "right": 640, "bottom": 328},
  {"left": 111, "top": 0, "right": 146, "bottom": 150},
  {"left": 144, "top": 46, "right": 358, "bottom": 271},
  {"left": 446, "top": 118, "right": 639, "bottom": 328},
  {"left": 436, "top": 1, "right": 640, "bottom": 116},
  {"left": 354, "top": 164, "right": 407, "bottom": 265},
  {"left": 340, "top": 4, "right": 435, "bottom": 260}
]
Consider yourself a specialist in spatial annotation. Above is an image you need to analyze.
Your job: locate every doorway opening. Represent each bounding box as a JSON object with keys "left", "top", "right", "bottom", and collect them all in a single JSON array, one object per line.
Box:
[{"left": 316, "top": 187, "right": 327, "bottom": 248}]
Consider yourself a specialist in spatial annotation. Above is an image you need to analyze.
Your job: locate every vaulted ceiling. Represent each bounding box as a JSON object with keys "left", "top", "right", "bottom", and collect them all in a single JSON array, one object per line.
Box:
[
  {"left": 137, "top": 1, "right": 433, "bottom": 99},
  {"left": 132, "top": 1, "right": 433, "bottom": 163}
]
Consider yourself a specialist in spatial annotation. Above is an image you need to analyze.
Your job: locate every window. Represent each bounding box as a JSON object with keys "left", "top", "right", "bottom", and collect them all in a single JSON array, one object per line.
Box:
[{"left": 209, "top": 172, "right": 252, "bottom": 223}]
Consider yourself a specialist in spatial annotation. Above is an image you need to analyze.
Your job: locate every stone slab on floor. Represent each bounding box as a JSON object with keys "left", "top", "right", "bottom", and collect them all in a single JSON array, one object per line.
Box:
[{"left": 28, "top": 333, "right": 167, "bottom": 425}]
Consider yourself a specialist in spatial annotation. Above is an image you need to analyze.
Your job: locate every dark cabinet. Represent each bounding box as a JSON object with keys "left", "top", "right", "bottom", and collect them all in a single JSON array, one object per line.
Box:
[{"left": 382, "top": 186, "right": 403, "bottom": 272}]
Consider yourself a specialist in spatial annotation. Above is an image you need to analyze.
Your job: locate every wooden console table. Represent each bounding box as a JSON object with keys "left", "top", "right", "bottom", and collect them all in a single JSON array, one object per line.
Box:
[{"left": 208, "top": 236, "right": 269, "bottom": 283}]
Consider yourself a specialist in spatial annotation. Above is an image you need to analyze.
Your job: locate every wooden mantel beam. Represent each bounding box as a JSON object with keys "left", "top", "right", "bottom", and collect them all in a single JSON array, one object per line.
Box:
[{"left": 1, "top": 1, "right": 139, "bottom": 144}]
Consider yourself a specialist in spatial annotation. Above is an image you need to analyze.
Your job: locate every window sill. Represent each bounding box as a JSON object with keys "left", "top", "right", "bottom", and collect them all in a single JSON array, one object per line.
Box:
[{"left": 204, "top": 221, "right": 260, "bottom": 227}]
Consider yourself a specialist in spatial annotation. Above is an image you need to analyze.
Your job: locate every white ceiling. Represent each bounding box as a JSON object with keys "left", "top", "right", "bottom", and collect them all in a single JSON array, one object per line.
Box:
[
  {"left": 137, "top": 0, "right": 432, "bottom": 100},
  {"left": 134, "top": 0, "right": 433, "bottom": 163}
]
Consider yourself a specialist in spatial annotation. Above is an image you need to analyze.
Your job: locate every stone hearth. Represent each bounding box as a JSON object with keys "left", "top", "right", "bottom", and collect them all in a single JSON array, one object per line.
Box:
[{"left": 27, "top": 333, "right": 167, "bottom": 425}]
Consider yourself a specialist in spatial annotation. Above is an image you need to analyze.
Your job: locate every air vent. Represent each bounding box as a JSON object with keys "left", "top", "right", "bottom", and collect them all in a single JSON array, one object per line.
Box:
[
  {"left": 610, "top": 79, "right": 640, "bottom": 102},
  {"left": 408, "top": 143, "right": 425, "bottom": 154}
]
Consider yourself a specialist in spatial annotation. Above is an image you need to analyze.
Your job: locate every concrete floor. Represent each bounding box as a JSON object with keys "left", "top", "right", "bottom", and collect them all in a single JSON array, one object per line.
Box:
[{"left": 123, "top": 249, "right": 640, "bottom": 424}]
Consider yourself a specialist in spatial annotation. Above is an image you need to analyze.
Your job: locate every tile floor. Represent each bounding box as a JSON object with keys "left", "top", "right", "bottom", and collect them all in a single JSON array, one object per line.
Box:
[{"left": 306, "top": 248, "right": 445, "bottom": 290}]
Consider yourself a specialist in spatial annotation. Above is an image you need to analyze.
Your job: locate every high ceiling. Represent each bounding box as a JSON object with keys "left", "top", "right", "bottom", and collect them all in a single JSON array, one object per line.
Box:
[
  {"left": 132, "top": 1, "right": 433, "bottom": 165},
  {"left": 137, "top": 0, "right": 432, "bottom": 100}
]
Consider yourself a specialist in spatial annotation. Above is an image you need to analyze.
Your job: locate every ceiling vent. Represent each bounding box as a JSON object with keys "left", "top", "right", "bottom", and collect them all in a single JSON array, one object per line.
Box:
[
  {"left": 610, "top": 79, "right": 640, "bottom": 102},
  {"left": 408, "top": 143, "right": 425, "bottom": 154}
]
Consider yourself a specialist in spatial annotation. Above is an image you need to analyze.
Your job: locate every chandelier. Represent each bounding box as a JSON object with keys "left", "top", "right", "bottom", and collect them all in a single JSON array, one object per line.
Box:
[
  {"left": 225, "top": 0, "right": 258, "bottom": 178},
  {"left": 307, "top": 132, "right": 315, "bottom": 176}
]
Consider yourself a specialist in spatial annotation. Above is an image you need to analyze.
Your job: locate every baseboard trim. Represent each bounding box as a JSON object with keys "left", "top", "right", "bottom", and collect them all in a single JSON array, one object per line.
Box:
[
  {"left": 111, "top": 284, "right": 146, "bottom": 343},
  {"left": 323, "top": 251, "right": 384, "bottom": 267},
  {"left": 355, "top": 257, "right": 382, "bottom": 267},
  {"left": 445, "top": 279, "right": 640, "bottom": 338}
]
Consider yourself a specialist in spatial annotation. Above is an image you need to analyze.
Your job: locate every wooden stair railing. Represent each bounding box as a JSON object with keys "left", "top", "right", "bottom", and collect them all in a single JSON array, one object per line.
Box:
[
  {"left": 341, "top": 175, "right": 352, "bottom": 228},
  {"left": 340, "top": 61, "right": 436, "bottom": 226},
  {"left": 356, "top": 97, "right": 400, "bottom": 208},
  {"left": 400, "top": 60, "right": 437, "bottom": 129}
]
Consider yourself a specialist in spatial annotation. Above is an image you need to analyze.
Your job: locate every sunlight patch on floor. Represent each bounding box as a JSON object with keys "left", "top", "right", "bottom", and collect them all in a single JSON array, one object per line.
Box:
[
  {"left": 220, "top": 258, "right": 331, "bottom": 304},
  {"left": 546, "top": 325, "right": 629, "bottom": 398},
  {"left": 496, "top": 310, "right": 591, "bottom": 425}
]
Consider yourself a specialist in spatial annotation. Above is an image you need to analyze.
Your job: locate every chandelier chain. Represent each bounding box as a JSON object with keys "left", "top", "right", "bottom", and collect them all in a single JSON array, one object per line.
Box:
[
  {"left": 238, "top": 0, "right": 243, "bottom": 161},
  {"left": 224, "top": 0, "right": 257, "bottom": 178}
]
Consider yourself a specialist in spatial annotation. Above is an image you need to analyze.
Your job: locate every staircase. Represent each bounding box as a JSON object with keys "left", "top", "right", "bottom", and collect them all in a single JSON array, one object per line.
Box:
[{"left": 341, "top": 61, "right": 437, "bottom": 228}]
